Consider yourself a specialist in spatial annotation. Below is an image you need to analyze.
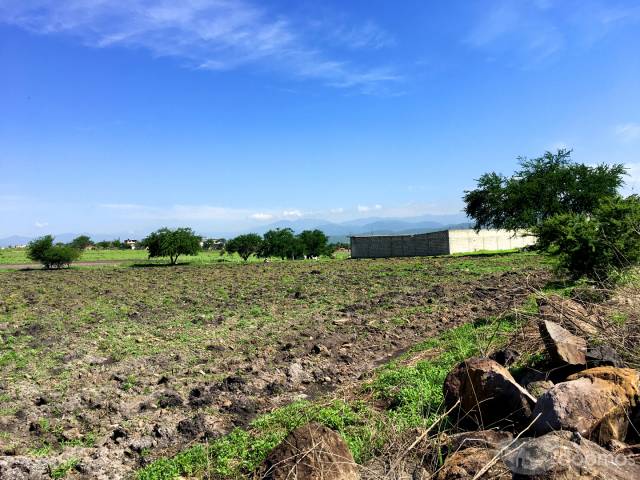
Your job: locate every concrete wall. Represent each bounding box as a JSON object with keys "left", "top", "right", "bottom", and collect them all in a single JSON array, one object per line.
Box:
[
  {"left": 350, "top": 229, "right": 535, "bottom": 258},
  {"left": 350, "top": 230, "right": 449, "bottom": 258},
  {"left": 447, "top": 229, "right": 536, "bottom": 254}
]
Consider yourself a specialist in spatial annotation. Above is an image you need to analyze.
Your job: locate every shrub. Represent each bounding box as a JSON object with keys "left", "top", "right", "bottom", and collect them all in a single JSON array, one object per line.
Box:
[
  {"left": 69, "top": 235, "right": 93, "bottom": 250},
  {"left": 536, "top": 195, "right": 640, "bottom": 281},
  {"left": 259, "top": 229, "right": 303, "bottom": 260},
  {"left": 141, "top": 228, "right": 201, "bottom": 265},
  {"left": 27, "top": 235, "right": 81, "bottom": 269}
]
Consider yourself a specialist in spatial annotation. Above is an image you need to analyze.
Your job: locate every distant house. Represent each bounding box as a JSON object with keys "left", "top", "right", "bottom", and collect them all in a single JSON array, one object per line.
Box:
[
  {"left": 123, "top": 239, "right": 138, "bottom": 250},
  {"left": 350, "top": 229, "right": 535, "bottom": 259}
]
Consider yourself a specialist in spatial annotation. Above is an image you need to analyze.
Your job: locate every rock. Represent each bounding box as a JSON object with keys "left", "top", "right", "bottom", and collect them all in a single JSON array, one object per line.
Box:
[
  {"left": 261, "top": 422, "right": 359, "bottom": 480},
  {"left": 539, "top": 320, "right": 587, "bottom": 366},
  {"left": 443, "top": 357, "right": 536, "bottom": 429},
  {"left": 287, "top": 361, "right": 312, "bottom": 385},
  {"left": 155, "top": 389, "right": 183, "bottom": 408},
  {"left": 503, "top": 430, "right": 640, "bottom": 479},
  {"left": 567, "top": 367, "right": 640, "bottom": 404},
  {"left": 436, "top": 446, "right": 510, "bottom": 479},
  {"left": 489, "top": 348, "right": 521, "bottom": 367},
  {"left": 586, "top": 345, "right": 625, "bottom": 368},
  {"left": 444, "top": 430, "right": 513, "bottom": 454},
  {"left": 526, "top": 380, "right": 555, "bottom": 399},
  {"left": 533, "top": 377, "right": 630, "bottom": 444},
  {"left": 177, "top": 414, "right": 206, "bottom": 439}
]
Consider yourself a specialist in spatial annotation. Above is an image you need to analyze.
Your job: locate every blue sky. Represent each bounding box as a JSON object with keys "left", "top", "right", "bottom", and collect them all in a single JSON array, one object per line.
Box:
[{"left": 1, "top": 0, "right": 640, "bottom": 237}]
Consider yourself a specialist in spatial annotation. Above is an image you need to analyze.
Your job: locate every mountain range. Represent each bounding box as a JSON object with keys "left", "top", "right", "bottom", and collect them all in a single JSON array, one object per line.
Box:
[{"left": 0, "top": 214, "right": 471, "bottom": 247}]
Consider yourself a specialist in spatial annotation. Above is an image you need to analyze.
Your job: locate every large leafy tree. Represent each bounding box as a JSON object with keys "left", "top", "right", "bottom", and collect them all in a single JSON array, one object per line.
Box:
[
  {"left": 69, "top": 235, "right": 94, "bottom": 250},
  {"left": 225, "top": 234, "right": 262, "bottom": 261},
  {"left": 260, "top": 228, "right": 303, "bottom": 259},
  {"left": 27, "top": 235, "right": 81, "bottom": 269},
  {"left": 141, "top": 228, "right": 201, "bottom": 265},
  {"left": 464, "top": 149, "right": 626, "bottom": 230},
  {"left": 298, "top": 229, "right": 329, "bottom": 257}
]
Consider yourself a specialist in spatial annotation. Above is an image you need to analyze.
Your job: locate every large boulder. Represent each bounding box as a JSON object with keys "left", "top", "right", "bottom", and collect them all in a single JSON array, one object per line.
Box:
[
  {"left": 261, "top": 422, "right": 359, "bottom": 480},
  {"left": 444, "top": 357, "right": 536, "bottom": 430},
  {"left": 503, "top": 430, "right": 640, "bottom": 479},
  {"left": 539, "top": 320, "right": 587, "bottom": 366},
  {"left": 533, "top": 377, "right": 630, "bottom": 444}
]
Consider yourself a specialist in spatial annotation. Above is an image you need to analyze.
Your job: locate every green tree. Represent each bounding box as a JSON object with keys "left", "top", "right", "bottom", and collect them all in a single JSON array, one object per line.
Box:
[
  {"left": 141, "top": 228, "right": 201, "bottom": 265},
  {"left": 69, "top": 235, "right": 93, "bottom": 250},
  {"left": 260, "top": 228, "right": 303, "bottom": 259},
  {"left": 27, "top": 235, "right": 81, "bottom": 269},
  {"left": 297, "top": 229, "right": 329, "bottom": 257},
  {"left": 536, "top": 195, "right": 640, "bottom": 280},
  {"left": 225, "top": 234, "right": 262, "bottom": 261},
  {"left": 464, "top": 149, "right": 626, "bottom": 230}
]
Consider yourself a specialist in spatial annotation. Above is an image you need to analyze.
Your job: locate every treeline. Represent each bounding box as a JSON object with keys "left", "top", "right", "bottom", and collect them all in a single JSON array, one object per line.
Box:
[
  {"left": 226, "top": 228, "right": 335, "bottom": 261},
  {"left": 26, "top": 228, "right": 340, "bottom": 268}
]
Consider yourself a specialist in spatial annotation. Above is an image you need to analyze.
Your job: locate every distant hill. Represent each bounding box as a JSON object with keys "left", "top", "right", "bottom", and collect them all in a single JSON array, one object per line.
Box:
[{"left": 1, "top": 214, "right": 472, "bottom": 247}]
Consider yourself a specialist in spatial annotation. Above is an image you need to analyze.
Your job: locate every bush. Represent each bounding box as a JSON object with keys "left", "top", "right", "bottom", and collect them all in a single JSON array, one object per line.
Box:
[
  {"left": 27, "top": 235, "right": 81, "bottom": 269},
  {"left": 141, "top": 228, "right": 201, "bottom": 265},
  {"left": 536, "top": 195, "right": 640, "bottom": 281},
  {"left": 69, "top": 235, "right": 93, "bottom": 250}
]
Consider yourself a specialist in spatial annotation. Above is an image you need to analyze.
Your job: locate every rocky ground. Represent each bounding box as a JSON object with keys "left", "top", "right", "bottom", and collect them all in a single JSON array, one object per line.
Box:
[{"left": 0, "top": 253, "right": 550, "bottom": 479}]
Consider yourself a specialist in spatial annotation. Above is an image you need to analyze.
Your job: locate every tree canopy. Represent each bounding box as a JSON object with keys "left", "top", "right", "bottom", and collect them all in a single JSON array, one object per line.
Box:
[
  {"left": 69, "top": 235, "right": 93, "bottom": 250},
  {"left": 225, "top": 234, "right": 262, "bottom": 261},
  {"left": 141, "top": 227, "right": 201, "bottom": 265},
  {"left": 463, "top": 149, "right": 626, "bottom": 230},
  {"left": 297, "top": 229, "right": 330, "bottom": 257},
  {"left": 259, "top": 228, "right": 303, "bottom": 260}
]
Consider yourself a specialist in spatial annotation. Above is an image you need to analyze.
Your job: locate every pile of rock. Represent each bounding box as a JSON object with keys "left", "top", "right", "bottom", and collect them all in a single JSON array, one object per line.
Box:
[{"left": 438, "top": 319, "right": 640, "bottom": 479}]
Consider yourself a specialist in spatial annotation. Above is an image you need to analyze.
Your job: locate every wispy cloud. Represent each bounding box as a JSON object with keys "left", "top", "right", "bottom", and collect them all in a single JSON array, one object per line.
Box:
[
  {"left": 615, "top": 123, "right": 640, "bottom": 142},
  {"left": 465, "top": 1, "right": 640, "bottom": 66},
  {"left": 0, "top": 0, "right": 400, "bottom": 93},
  {"left": 34, "top": 221, "right": 48, "bottom": 228},
  {"left": 282, "top": 209, "right": 303, "bottom": 218}
]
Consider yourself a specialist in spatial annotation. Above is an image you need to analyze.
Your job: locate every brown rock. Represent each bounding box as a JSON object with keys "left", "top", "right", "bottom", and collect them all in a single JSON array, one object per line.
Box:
[
  {"left": 436, "top": 446, "right": 510, "bottom": 480},
  {"left": 533, "top": 377, "right": 630, "bottom": 444},
  {"left": 444, "top": 357, "right": 536, "bottom": 429},
  {"left": 539, "top": 320, "right": 587, "bottom": 366},
  {"left": 568, "top": 367, "right": 640, "bottom": 405},
  {"left": 503, "top": 430, "right": 640, "bottom": 479},
  {"left": 261, "top": 422, "right": 359, "bottom": 480}
]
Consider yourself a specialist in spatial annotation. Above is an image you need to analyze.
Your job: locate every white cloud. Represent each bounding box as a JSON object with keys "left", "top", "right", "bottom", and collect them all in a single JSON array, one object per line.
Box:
[
  {"left": 282, "top": 209, "right": 303, "bottom": 218},
  {"left": 330, "top": 207, "right": 344, "bottom": 214},
  {"left": 356, "top": 204, "right": 383, "bottom": 213},
  {"left": 34, "top": 221, "right": 48, "bottom": 228},
  {"left": 615, "top": 123, "right": 640, "bottom": 142},
  {"left": 250, "top": 212, "right": 273, "bottom": 221},
  {"left": 0, "top": 0, "right": 400, "bottom": 93}
]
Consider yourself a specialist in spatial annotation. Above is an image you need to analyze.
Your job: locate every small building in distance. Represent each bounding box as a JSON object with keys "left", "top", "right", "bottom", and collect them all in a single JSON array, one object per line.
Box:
[
  {"left": 123, "top": 239, "right": 138, "bottom": 250},
  {"left": 349, "top": 229, "right": 535, "bottom": 259}
]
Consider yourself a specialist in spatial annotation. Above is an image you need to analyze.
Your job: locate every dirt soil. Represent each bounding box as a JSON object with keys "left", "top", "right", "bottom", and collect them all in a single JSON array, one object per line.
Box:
[{"left": 0, "top": 253, "right": 550, "bottom": 479}]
